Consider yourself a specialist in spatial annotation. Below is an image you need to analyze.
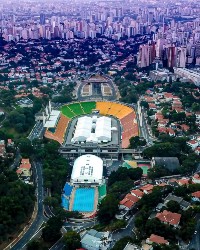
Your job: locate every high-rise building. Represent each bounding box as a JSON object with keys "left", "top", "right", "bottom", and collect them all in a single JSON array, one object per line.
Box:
[
  {"left": 40, "top": 13, "right": 45, "bottom": 25},
  {"left": 177, "top": 46, "right": 187, "bottom": 68},
  {"left": 167, "top": 45, "right": 177, "bottom": 68}
]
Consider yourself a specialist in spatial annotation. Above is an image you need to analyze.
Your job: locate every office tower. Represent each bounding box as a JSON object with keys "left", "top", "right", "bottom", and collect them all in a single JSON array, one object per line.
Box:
[
  {"left": 167, "top": 45, "right": 177, "bottom": 68},
  {"left": 40, "top": 13, "right": 45, "bottom": 25},
  {"left": 177, "top": 46, "right": 187, "bottom": 68},
  {"left": 195, "top": 41, "right": 200, "bottom": 58},
  {"left": 137, "top": 44, "right": 154, "bottom": 68}
]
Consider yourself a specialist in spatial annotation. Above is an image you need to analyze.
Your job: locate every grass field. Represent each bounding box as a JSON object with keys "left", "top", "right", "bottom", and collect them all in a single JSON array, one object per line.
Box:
[
  {"left": 68, "top": 103, "right": 84, "bottom": 116},
  {"left": 80, "top": 102, "right": 96, "bottom": 113},
  {"left": 61, "top": 102, "right": 97, "bottom": 118},
  {"left": 61, "top": 105, "right": 76, "bottom": 118}
]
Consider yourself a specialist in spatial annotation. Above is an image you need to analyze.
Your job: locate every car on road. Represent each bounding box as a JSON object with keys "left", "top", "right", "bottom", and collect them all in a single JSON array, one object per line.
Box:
[{"left": 194, "top": 231, "right": 197, "bottom": 234}]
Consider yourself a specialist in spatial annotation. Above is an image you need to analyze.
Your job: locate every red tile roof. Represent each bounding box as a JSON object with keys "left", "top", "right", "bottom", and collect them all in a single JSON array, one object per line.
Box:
[
  {"left": 156, "top": 210, "right": 181, "bottom": 226},
  {"left": 21, "top": 158, "right": 30, "bottom": 164},
  {"left": 131, "top": 189, "right": 144, "bottom": 198},
  {"left": 192, "top": 191, "right": 200, "bottom": 198},
  {"left": 125, "top": 194, "right": 139, "bottom": 203},
  {"left": 140, "top": 184, "right": 154, "bottom": 192},
  {"left": 149, "top": 234, "right": 169, "bottom": 245}
]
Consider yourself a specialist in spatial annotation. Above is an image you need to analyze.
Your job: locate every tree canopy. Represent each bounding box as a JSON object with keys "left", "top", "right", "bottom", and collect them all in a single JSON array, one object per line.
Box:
[
  {"left": 63, "top": 231, "right": 81, "bottom": 250},
  {"left": 97, "top": 194, "right": 119, "bottom": 224}
]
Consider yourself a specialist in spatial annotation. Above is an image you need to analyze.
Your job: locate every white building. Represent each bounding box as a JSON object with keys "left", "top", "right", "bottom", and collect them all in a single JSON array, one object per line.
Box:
[
  {"left": 70, "top": 154, "right": 103, "bottom": 185},
  {"left": 173, "top": 67, "right": 200, "bottom": 86},
  {"left": 71, "top": 116, "right": 111, "bottom": 143}
]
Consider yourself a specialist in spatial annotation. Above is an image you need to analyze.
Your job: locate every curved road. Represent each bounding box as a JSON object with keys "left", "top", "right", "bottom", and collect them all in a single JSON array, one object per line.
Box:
[{"left": 11, "top": 161, "right": 45, "bottom": 250}]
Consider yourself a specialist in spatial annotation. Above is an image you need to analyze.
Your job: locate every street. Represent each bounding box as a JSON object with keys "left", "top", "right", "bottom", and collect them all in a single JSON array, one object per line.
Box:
[
  {"left": 11, "top": 161, "right": 45, "bottom": 250},
  {"left": 28, "top": 121, "right": 44, "bottom": 141}
]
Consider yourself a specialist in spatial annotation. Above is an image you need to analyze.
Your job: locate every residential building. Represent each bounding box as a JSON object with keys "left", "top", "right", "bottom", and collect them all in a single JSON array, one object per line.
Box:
[{"left": 156, "top": 210, "right": 181, "bottom": 227}]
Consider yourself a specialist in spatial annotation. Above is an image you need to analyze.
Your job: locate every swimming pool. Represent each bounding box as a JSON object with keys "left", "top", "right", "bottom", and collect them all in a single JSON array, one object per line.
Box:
[
  {"left": 72, "top": 188, "right": 95, "bottom": 212},
  {"left": 62, "top": 195, "right": 69, "bottom": 210}
]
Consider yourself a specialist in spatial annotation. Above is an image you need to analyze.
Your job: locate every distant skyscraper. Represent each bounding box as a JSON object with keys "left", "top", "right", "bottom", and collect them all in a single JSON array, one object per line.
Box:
[{"left": 40, "top": 13, "right": 45, "bottom": 25}]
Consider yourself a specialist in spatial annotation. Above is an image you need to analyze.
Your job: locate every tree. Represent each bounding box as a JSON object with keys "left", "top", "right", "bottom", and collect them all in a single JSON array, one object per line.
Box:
[
  {"left": 192, "top": 103, "right": 200, "bottom": 112},
  {"left": 111, "top": 236, "right": 134, "bottom": 250},
  {"left": 148, "top": 166, "right": 171, "bottom": 180},
  {"left": 166, "top": 200, "right": 180, "bottom": 213},
  {"left": 27, "top": 240, "right": 41, "bottom": 250},
  {"left": 18, "top": 138, "right": 33, "bottom": 157},
  {"left": 42, "top": 216, "right": 63, "bottom": 242},
  {"left": 140, "top": 101, "right": 149, "bottom": 109},
  {"left": 97, "top": 194, "right": 119, "bottom": 224},
  {"left": 63, "top": 231, "right": 81, "bottom": 250},
  {"left": 129, "top": 136, "right": 146, "bottom": 149},
  {"left": 143, "top": 143, "right": 180, "bottom": 159}
]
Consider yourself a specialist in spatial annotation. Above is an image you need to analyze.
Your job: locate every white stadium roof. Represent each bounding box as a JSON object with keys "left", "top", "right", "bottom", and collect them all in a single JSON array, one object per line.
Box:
[
  {"left": 71, "top": 116, "right": 111, "bottom": 143},
  {"left": 71, "top": 154, "right": 103, "bottom": 184}
]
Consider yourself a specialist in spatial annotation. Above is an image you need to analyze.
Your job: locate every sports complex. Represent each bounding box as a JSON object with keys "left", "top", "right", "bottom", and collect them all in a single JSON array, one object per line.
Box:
[
  {"left": 44, "top": 101, "right": 139, "bottom": 153},
  {"left": 42, "top": 74, "right": 140, "bottom": 216},
  {"left": 43, "top": 100, "right": 139, "bottom": 216}
]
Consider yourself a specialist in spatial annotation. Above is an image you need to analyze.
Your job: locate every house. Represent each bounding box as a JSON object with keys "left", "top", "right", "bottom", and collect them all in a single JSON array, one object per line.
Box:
[
  {"left": 176, "top": 178, "right": 190, "bottom": 186},
  {"left": 7, "top": 139, "right": 14, "bottom": 147},
  {"left": 195, "top": 147, "right": 200, "bottom": 155},
  {"left": 164, "top": 194, "right": 190, "bottom": 211},
  {"left": 131, "top": 189, "right": 144, "bottom": 199},
  {"left": 123, "top": 242, "right": 142, "bottom": 250},
  {"left": 146, "top": 234, "right": 169, "bottom": 245},
  {"left": 180, "top": 124, "right": 190, "bottom": 132},
  {"left": 192, "top": 174, "right": 200, "bottom": 184},
  {"left": 81, "top": 229, "right": 111, "bottom": 250},
  {"left": 21, "top": 158, "right": 30, "bottom": 164},
  {"left": 140, "top": 184, "right": 154, "bottom": 194},
  {"left": 151, "top": 157, "right": 180, "bottom": 172},
  {"left": 191, "top": 191, "right": 200, "bottom": 201},
  {"left": 156, "top": 210, "right": 181, "bottom": 227},
  {"left": 167, "top": 128, "right": 176, "bottom": 137},
  {"left": 119, "top": 194, "right": 139, "bottom": 210},
  {"left": 16, "top": 158, "right": 32, "bottom": 180},
  {"left": 187, "top": 140, "right": 199, "bottom": 150}
]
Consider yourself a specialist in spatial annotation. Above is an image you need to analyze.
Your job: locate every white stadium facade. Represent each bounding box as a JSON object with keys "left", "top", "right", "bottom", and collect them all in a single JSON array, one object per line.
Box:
[{"left": 70, "top": 154, "right": 103, "bottom": 186}]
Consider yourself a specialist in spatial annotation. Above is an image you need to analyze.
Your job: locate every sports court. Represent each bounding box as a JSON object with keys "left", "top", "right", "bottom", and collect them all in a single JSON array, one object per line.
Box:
[
  {"left": 123, "top": 161, "right": 151, "bottom": 176},
  {"left": 137, "top": 163, "right": 151, "bottom": 176},
  {"left": 72, "top": 188, "right": 95, "bottom": 212}
]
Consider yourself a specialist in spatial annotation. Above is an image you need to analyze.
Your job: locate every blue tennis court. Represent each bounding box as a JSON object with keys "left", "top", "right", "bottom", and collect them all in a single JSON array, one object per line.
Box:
[
  {"left": 72, "top": 188, "right": 95, "bottom": 212},
  {"left": 62, "top": 195, "right": 69, "bottom": 210}
]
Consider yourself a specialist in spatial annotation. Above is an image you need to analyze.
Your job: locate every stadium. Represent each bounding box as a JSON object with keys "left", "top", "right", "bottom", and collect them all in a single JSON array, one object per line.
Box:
[
  {"left": 44, "top": 101, "right": 139, "bottom": 159},
  {"left": 61, "top": 154, "right": 106, "bottom": 217},
  {"left": 43, "top": 100, "right": 139, "bottom": 215}
]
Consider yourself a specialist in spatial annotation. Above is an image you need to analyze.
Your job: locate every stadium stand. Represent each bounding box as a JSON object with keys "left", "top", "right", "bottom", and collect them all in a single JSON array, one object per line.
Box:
[
  {"left": 121, "top": 111, "right": 138, "bottom": 148},
  {"left": 44, "top": 114, "right": 70, "bottom": 144},
  {"left": 80, "top": 101, "right": 96, "bottom": 114},
  {"left": 96, "top": 101, "right": 111, "bottom": 115},
  {"left": 68, "top": 103, "right": 84, "bottom": 116},
  {"left": 98, "top": 184, "right": 107, "bottom": 202},
  {"left": 64, "top": 183, "right": 73, "bottom": 196},
  {"left": 61, "top": 105, "right": 76, "bottom": 118}
]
